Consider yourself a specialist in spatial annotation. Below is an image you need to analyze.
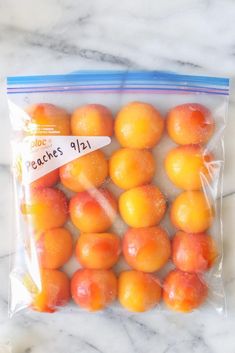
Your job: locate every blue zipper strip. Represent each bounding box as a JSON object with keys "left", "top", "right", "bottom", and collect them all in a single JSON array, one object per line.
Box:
[
  {"left": 7, "top": 71, "right": 230, "bottom": 96},
  {"left": 7, "top": 71, "right": 229, "bottom": 86}
]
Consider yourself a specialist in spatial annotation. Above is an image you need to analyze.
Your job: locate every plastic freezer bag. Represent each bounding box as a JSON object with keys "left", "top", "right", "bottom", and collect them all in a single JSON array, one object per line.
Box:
[{"left": 7, "top": 71, "right": 229, "bottom": 316}]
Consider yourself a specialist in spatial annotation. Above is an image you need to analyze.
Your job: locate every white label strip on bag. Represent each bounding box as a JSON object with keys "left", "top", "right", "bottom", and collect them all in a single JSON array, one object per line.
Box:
[{"left": 21, "top": 136, "right": 111, "bottom": 183}]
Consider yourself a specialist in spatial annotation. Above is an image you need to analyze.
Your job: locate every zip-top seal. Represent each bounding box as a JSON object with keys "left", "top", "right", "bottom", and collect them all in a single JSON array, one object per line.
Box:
[{"left": 7, "top": 71, "right": 230, "bottom": 96}]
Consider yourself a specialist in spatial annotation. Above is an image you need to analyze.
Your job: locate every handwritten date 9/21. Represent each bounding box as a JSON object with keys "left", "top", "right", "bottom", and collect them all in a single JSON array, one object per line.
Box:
[{"left": 70, "top": 139, "right": 91, "bottom": 154}]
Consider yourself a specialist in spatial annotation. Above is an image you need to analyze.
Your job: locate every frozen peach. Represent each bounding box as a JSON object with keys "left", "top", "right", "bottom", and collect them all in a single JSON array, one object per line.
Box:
[
  {"left": 21, "top": 188, "right": 68, "bottom": 232},
  {"left": 123, "top": 227, "right": 171, "bottom": 272},
  {"left": 75, "top": 232, "right": 121, "bottom": 270},
  {"left": 25, "top": 269, "right": 71, "bottom": 313},
  {"left": 166, "top": 103, "right": 214, "bottom": 145},
  {"left": 119, "top": 185, "right": 166, "bottom": 228},
  {"left": 170, "top": 191, "right": 214, "bottom": 233},
  {"left": 109, "top": 148, "right": 156, "bottom": 189},
  {"left": 37, "top": 228, "right": 73, "bottom": 269},
  {"left": 71, "top": 104, "right": 114, "bottom": 136},
  {"left": 163, "top": 269, "right": 208, "bottom": 312},
  {"left": 115, "top": 102, "right": 164, "bottom": 148},
  {"left": 70, "top": 188, "right": 117, "bottom": 233},
  {"left": 172, "top": 231, "right": 218, "bottom": 273},
  {"left": 165, "top": 145, "right": 213, "bottom": 190},
  {"left": 60, "top": 150, "right": 108, "bottom": 192},
  {"left": 30, "top": 169, "right": 60, "bottom": 189},
  {"left": 26, "top": 103, "right": 70, "bottom": 135},
  {"left": 71, "top": 269, "right": 117, "bottom": 311},
  {"left": 118, "top": 270, "right": 161, "bottom": 312}
]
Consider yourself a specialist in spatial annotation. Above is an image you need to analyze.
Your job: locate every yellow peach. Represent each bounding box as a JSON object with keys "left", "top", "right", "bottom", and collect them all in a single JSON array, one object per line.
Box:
[
  {"left": 170, "top": 191, "right": 214, "bottom": 233},
  {"left": 109, "top": 148, "right": 156, "bottom": 189},
  {"left": 119, "top": 185, "right": 166, "bottom": 228},
  {"left": 115, "top": 102, "right": 164, "bottom": 148},
  {"left": 165, "top": 145, "right": 213, "bottom": 190}
]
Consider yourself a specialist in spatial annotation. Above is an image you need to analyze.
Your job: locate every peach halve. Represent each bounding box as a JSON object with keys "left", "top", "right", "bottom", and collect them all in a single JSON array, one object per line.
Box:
[
  {"left": 123, "top": 226, "right": 171, "bottom": 272},
  {"left": 71, "top": 104, "right": 114, "bottom": 136},
  {"left": 119, "top": 185, "right": 166, "bottom": 228},
  {"left": 69, "top": 188, "right": 118, "bottom": 233},
  {"left": 109, "top": 148, "right": 156, "bottom": 189},
  {"left": 172, "top": 231, "right": 217, "bottom": 273},
  {"left": 71, "top": 269, "right": 117, "bottom": 311},
  {"left": 115, "top": 102, "right": 164, "bottom": 149},
  {"left": 170, "top": 191, "right": 214, "bottom": 233},
  {"left": 118, "top": 270, "right": 161, "bottom": 312},
  {"left": 165, "top": 145, "right": 213, "bottom": 190},
  {"left": 60, "top": 150, "right": 108, "bottom": 192},
  {"left": 166, "top": 103, "right": 214, "bottom": 145},
  {"left": 163, "top": 269, "right": 208, "bottom": 313},
  {"left": 75, "top": 232, "right": 121, "bottom": 270}
]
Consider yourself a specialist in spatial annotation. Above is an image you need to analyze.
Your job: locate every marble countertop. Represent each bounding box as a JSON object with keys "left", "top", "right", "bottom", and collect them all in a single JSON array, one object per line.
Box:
[{"left": 1, "top": 1, "right": 235, "bottom": 352}]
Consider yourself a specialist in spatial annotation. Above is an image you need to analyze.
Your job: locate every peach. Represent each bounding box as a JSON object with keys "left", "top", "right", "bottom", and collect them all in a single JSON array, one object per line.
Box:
[
  {"left": 119, "top": 185, "right": 166, "bottom": 228},
  {"left": 170, "top": 191, "right": 214, "bottom": 233},
  {"left": 70, "top": 188, "right": 117, "bottom": 233},
  {"left": 165, "top": 145, "right": 213, "bottom": 190},
  {"left": 76, "top": 232, "right": 121, "bottom": 270},
  {"left": 60, "top": 150, "right": 108, "bottom": 192},
  {"left": 163, "top": 269, "right": 208, "bottom": 312},
  {"left": 30, "top": 169, "right": 60, "bottom": 189},
  {"left": 37, "top": 228, "right": 73, "bottom": 269},
  {"left": 118, "top": 270, "right": 161, "bottom": 312},
  {"left": 115, "top": 102, "right": 164, "bottom": 148},
  {"left": 123, "top": 227, "right": 171, "bottom": 272},
  {"left": 172, "top": 231, "right": 218, "bottom": 273},
  {"left": 109, "top": 148, "right": 156, "bottom": 189},
  {"left": 71, "top": 269, "right": 117, "bottom": 311},
  {"left": 166, "top": 103, "right": 214, "bottom": 145},
  {"left": 21, "top": 188, "right": 68, "bottom": 232},
  {"left": 71, "top": 104, "right": 114, "bottom": 136},
  {"left": 26, "top": 103, "right": 70, "bottom": 135},
  {"left": 25, "top": 269, "right": 71, "bottom": 313}
]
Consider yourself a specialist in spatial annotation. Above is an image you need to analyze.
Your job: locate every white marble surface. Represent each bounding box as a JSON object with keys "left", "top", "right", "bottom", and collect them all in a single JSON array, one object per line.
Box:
[{"left": 1, "top": 0, "right": 235, "bottom": 352}]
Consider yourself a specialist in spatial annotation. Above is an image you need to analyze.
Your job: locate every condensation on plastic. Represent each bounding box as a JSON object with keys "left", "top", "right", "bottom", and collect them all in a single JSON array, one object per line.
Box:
[{"left": 7, "top": 71, "right": 230, "bottom": 316}]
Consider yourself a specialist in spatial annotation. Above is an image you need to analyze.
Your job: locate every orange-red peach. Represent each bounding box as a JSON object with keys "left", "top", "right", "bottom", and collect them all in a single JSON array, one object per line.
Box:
[
  {"left": 30, "top": 169, "right": 60, "bottom": 189},
  {"left": 123, "top": 227, "right": 171, "bottom": 272},
  {"left": 71, "top": 104, "right": 114, "bottom": 136},
  {"left": 37, "top": 228, "right": 73, "bottom": 269},
  {"left": 109, "top": 148, "right": 156, "bottom": 189},
  {"left": 21, "top": 188, "right": 68, "bottom": 232},
  {"left": 26, "top": 103, "right": 70, "bottom": 135},
  {"left": 60, "top": 150, "right": 108, "bottom": 192},
  {"left": 172, "top": 231, "right": 217, "bottom": 273},
  {"left": 71, "top": 269, "right": 117, "bottom": 311},
  {"left": 115, "top": 102, "right": 164, "bottom": 149},
  {"left": 163, "top": 269, "right": 208, "bottom": 312},
  {"left": 25, "top": 269, "right": 71, "bottom": 313},
  {"left": 69, "top": 188, "right": 118, "bottom": 233},
  {"left": 165, "top": 145, "right": 213, "bottom": 190},
  {"left": 118, "top": 270, "right": 161, "bottom": 312},
  {"left": 167, "top": 103, "right": 214, "bottom": 145},
  {"left": 119, "top": 185, "right": 166, "bottom": 228},
  {"left": 170, "top": 191, "right": 214, "bottom": 233},
  {"left": 75, "top": 232, "right": 121, "bottom": 269}
]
